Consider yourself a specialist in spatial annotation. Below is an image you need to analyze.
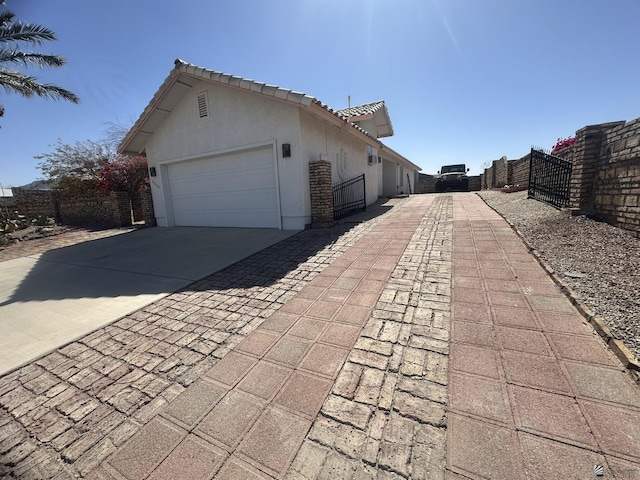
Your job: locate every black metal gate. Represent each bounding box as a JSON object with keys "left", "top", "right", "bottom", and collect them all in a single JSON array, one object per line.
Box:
[
  {"left": 333, "top": 173, "right": 366, "bottom": 220},
  {"left": 528, "top": 148, "right": 572, "bottom": 209}
]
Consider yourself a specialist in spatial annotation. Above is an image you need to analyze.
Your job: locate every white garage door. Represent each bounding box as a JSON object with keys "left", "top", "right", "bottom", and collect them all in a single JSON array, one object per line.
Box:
[{"left": 167, "top": 146, "right": 280, "bottom": 228}]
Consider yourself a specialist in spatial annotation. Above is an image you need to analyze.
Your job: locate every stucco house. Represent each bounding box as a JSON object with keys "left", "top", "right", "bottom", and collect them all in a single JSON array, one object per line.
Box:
[{"left": 119, "top": 59, "right": 420, "bottom": 230}]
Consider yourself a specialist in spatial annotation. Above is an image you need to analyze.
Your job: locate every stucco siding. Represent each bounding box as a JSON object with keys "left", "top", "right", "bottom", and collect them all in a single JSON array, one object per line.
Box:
[
  {"left": 298, "top": 110, "right": 381, "bottom": 207},
  {"left": 145, "top": 81, "right": 305, "bottom": 228}
]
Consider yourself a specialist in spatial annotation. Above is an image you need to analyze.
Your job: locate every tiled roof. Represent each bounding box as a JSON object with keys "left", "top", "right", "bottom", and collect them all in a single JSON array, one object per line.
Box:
[
  {"left": 336, "top": 100, "right": 394, "bottom": 138},
  {"left": 175, "top": 59, "right": 316, "bottom": 106},
  {"left": 119, "top": 60, "right": 402, "bottom": 159},
  {"left": 336, "top": 101, "right": 386, "bottom": 119}
]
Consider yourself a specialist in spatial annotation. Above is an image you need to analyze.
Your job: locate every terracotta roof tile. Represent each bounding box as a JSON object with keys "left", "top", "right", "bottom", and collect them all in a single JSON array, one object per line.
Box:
[
  {"left": 336, "top": 101, "right": 386, "bottom": 119},
  {"left": 119, "top": 60, "right": 409, "bottom": 163}
]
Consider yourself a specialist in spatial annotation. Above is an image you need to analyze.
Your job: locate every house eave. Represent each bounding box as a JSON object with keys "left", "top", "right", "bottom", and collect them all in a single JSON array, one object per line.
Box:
[
  {"left": 119, "top": 59, "right": 397, "bottom": 157},
  {"left": 380, "top": 143, "right": 421, "bottom": 171}
]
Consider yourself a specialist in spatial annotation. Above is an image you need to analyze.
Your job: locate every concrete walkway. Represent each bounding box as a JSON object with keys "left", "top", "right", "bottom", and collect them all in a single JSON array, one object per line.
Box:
[
  {"left": 448, "top": 196, "right": 640, "bottom": 479},
  {"left": 0, "top": 194, "right": 638, "bottom": 479}
]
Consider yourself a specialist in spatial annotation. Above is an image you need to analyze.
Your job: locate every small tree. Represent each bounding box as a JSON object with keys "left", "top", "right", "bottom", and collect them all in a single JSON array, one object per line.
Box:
[
  {"left": 99, "top": 155, "right": 149, "bottom": 198},
  {"left": 0, "top": 2, "right": 79, "bottom": 119},
  {"left": 36, "top": 138, "right": 112, "bottom": 194}
]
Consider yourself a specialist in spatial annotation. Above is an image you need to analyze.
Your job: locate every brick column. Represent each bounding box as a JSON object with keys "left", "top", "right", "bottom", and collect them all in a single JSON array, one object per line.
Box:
[
  {"left": 309, "top": 160, "right": 334, "bottom": 226},
  {"left": 142, "top": 188, "right": 156, "bottom": 227},
  {"left": 569, "top": 126, "right": 605, "bottom": 214},
  {"left": 111, "top": 191, "right": 132, "bottom": 227}
]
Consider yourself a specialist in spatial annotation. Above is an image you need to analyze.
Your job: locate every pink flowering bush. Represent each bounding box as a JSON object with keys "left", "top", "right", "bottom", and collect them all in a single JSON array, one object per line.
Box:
[
  {"left": 99, "top": 155, "right": 149, "bottom": 197},
  {"left": 551, "top": 136, "right": 576, "bottom": 154}
]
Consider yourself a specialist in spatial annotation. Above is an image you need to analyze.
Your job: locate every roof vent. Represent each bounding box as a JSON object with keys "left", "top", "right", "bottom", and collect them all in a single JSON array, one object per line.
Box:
[{"left": 197, "top": 92, "right": 208, "bottom": 118}]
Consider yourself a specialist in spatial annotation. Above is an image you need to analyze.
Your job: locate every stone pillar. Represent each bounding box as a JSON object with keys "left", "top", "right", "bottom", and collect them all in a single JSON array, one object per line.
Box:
[
  {"left": 309, "top": 160, "right": 334, "bottom": 227},
  {"left": 142, "top": 188, "right": 156, "bottom": 227},
  {"left": 111, "top": 191, "right": 132, "bottom": 227},
  {"left": 569, "top": 126, "right": 605, "bottom": 215}
]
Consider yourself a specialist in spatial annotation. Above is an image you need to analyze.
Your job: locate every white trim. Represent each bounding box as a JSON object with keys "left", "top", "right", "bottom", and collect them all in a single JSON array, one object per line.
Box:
[
  {"left": 157, "top": 139, "right": 277, "bottom": 166},
  {"left": 270, "top": 141, "right": 283, "bottom": 230}
]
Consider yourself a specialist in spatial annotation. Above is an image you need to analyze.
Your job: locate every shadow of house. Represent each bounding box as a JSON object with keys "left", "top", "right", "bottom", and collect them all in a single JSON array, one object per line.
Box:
[{"left": 2, "top": 200, "right": 396, "bottom": 306}]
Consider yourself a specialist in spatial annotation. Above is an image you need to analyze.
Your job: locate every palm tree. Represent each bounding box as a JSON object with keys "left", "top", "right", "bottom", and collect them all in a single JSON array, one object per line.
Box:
[{"left": 0, "top": 4, "right": 79, "bottom": 118}]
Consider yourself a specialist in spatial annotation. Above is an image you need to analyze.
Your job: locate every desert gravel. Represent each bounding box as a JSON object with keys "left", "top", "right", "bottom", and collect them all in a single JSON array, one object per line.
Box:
[{"left": 478, "top": 190, "right": 640, "bottom": 362}]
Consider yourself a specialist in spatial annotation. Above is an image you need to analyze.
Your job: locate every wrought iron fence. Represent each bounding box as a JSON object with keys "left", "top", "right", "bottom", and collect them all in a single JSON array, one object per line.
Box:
[
  {"left": 528, "top": 148, "right": 572, "bottom": 209},
  {"left": 333, "top": 173, "right": 366, "bottom": 220}
]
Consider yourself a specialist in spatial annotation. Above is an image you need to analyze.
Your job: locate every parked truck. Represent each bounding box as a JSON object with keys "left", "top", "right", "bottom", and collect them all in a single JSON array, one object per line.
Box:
[{"left": 435, "top": 164, "right": 469, "bottom": 192}]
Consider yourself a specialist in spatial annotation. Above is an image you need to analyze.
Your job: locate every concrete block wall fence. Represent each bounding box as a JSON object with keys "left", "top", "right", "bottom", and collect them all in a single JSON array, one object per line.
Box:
[
  {"left": 572, "top": 120, "right": 640, "bottom": 235},
  {"left": 11, "top": 188, "right": 57, "bottom": 220},
  {"left": 480, "top": 115, "right": 640, "bottom": 237},
  {"left": 10, "top": 188, "right": 143, "bottom": 228}
]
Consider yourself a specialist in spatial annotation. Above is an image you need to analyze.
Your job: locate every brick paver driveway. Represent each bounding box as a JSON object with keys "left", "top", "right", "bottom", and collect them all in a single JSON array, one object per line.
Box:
[{"left": 1, "top": 194, "right": 639, "bottom": 480}]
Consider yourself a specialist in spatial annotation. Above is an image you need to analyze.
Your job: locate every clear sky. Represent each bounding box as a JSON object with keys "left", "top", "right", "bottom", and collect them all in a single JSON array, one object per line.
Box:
[{"left": 2, "top": 0, "right": 639, "bottom": 187}]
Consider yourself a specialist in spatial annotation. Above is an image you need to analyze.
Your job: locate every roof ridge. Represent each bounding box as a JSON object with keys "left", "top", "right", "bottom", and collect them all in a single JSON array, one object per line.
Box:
[
  {"left": 119, "top": 59, "right": 385, "bottom": 154},
  {"left": 174, "top": 59, "right": 316, "bottom": 106}
]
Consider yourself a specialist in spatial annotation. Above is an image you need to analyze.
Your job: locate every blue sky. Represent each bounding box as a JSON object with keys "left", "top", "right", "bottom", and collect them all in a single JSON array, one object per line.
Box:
[{"left": 2, "top": 0, "right": 639, "bottom": 187}]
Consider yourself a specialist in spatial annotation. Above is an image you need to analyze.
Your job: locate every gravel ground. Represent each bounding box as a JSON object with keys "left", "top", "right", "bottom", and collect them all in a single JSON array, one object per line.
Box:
[{"left": 478, "top": 190, "right": 640, "bottom": 362}]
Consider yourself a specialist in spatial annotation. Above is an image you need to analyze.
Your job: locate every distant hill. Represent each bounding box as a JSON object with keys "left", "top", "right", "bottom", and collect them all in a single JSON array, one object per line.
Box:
[{"left": 17, "top": 179, "right": 57, "bottom": 190}]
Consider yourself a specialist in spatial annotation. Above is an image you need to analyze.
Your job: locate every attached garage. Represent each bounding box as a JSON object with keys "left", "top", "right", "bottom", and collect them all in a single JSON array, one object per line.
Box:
[
  {"left": 119, "top": 60, "right": 420, "bottom": 230},
  {"left": 165, "top": 144, "right": 281, "bottom": 228}
]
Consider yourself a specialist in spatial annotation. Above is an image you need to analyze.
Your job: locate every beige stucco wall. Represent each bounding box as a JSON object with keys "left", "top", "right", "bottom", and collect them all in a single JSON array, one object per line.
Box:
[
  {"left": 298, "top": 110, "right": 382, "bottom": 206},
  {"left": 145, "top": 81, "right": 306, "bottom": 229},
  {"left": 381, "top": 155, "right": 417, "bottom": 196},
  {"left": 143, "top": 81, "right": 401, "bottom": 229}
]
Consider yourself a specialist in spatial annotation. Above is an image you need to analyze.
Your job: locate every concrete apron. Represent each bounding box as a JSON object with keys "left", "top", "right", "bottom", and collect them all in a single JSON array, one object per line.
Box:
[{"left": 0, "top": 227, "right": 298, "bottom": 375}]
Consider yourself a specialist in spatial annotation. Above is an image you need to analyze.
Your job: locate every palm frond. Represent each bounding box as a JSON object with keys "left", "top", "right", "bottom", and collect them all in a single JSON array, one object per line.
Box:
[
  {"left": 0, "top": 69, "right": 79, "bottom": 103},
  {"left": 0, "top": 7, "right": 7, "bottom": 118},
  {"left": 0, "top": 21, "right": 56, "bottom": 45},
  {"left": 0, "top": 49, "right": 66, "bottom": 68},
  {"left": 0, "top": 10, "right": 14, "bottom": 28}
]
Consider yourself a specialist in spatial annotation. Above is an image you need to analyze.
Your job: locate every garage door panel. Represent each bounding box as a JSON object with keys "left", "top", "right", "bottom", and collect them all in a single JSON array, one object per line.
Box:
[
  {"left": 167, "top": 146, "right": 280, "bottom": 228},
  {"left": 171, "top": 187, "right": 277, "bottom": 213}
]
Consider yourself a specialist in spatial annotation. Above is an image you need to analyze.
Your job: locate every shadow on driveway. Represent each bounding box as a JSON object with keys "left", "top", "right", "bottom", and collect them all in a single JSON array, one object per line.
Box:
[{"left": 0, "top": 202, "right": 395, "bottom": 374}]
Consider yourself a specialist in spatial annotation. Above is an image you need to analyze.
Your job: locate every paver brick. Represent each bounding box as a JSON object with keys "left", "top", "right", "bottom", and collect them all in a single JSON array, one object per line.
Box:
[
  {"left": 450, "top": 372, "right": 512, "bottom": 425},
  {"left": 353, "top": 368, "right": 385, "bottom": 406},
  {"left": 308, "top": 415, "right": 367, "bottom": 460},
  {"left": 393, "top": 391, "right": 446, "bottom": 427},
  {"left": 147, "top": 434, "right": 226, "bottom": 480},
  {"left": 73, "top": 438, "right": 117, "bottom": 476},
  {"left": 348, "top": 349, "right": 389, "bottom": 371},
  {"left": 161, "top": 381, "right": 227, "bottom": 430},
  {"left": 236, "top": 361, "right": 291, "bottom": 401},
  {"left": 274, "top": 371, "right": 333, "bottom": 418},
  {"left": 519, "top": 433, "right": 605, "bottom": 480},
  {"left": 321, "top": 395, "right": 372, "bottom": 430},
  {"left": 509, "top": 384, "right": 596, "bottom": 448},
  {"left": 216, "top": 456, "right": 273, "bottom": 479},
  {"left": 196, "top": 390, "right": 264, "bottom": 450},
  {"left": 447, "top": 414, "right": 521, "bottom": 480},
  {"left": 0, "top": 438, "right": 38, "bottom": 466},
  {"left": 332, "top": 362, "right": 363, "bottom": 400},
  {"left": 18, "top": 195, "right": 634, "bottom": 480},
  {"left": 105, "top": 417, "right": 186, "bottom": 480},
  {"left": 237, "top": 406, "right": 311, "bottom": 476},
  {"left": 378, "top": 442, "right": 412, "bottom": 477}
]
